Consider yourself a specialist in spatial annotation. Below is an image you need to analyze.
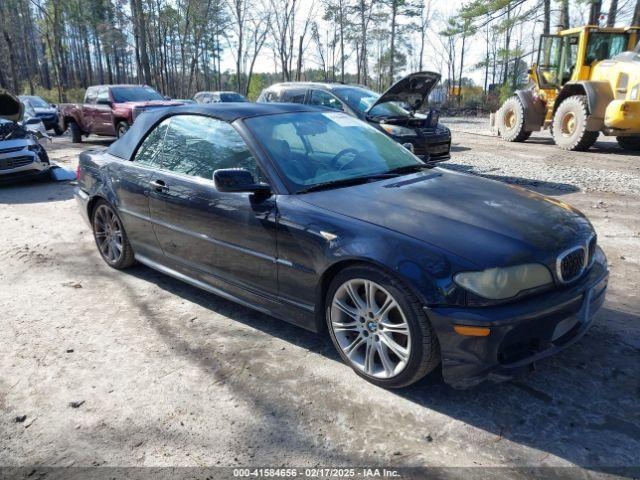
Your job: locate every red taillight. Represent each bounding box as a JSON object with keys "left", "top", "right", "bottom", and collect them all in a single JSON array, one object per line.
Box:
[{"left": 76, "top": 164, "right": 81, "bottom": 180}]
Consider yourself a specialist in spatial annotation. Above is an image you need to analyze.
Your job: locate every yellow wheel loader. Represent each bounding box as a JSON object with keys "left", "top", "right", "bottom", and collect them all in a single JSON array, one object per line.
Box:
[{"left": 495, "top": 26, "right": 640, "bottom": 151}]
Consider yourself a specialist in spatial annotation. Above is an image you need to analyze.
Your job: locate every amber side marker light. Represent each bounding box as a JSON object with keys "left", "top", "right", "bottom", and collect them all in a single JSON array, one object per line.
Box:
[{"left": 454, "top": 325, "right": 491, "bottom": 337}]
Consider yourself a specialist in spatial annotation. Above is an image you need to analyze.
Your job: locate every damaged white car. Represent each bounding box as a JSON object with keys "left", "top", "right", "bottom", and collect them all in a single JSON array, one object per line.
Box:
[{"left": 0, "top": 89, "right": 51, "bottom": 184}]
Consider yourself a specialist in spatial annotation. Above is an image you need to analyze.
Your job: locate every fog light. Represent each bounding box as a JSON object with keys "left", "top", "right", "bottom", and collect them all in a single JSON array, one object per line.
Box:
[{"left": 454, "top": 325, "right": 490, "bottom": 336}]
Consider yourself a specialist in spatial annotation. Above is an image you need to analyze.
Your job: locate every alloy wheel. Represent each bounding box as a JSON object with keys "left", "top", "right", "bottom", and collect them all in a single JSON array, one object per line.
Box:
[
  {"left": 330, "top": 279, "right": 411, "bottom": 379},
  {"left": 94, "top": 204, "right": 124, "bottom": 264}
]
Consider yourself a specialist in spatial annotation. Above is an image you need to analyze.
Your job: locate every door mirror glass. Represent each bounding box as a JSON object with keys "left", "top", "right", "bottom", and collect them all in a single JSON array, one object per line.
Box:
[{"left": 214, "top": 168, "right": 270, "bottom": 194}]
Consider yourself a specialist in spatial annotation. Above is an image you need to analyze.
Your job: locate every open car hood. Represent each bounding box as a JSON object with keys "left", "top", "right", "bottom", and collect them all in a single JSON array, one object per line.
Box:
[
  {"left": 367, "top": 71, "right": 440, "bottom": 113},
  {"left": 0, "top": 89, "right": 24, "bottom": 122}
]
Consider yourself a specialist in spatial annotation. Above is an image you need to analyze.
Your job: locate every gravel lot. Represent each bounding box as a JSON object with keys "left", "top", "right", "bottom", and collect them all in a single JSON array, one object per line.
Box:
[{"left": 1, "top": 122, "right": 639, "bottom": 479}]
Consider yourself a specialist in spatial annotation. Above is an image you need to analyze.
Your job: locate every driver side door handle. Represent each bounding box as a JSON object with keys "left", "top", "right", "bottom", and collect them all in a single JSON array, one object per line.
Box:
[{"left": 150, "top": 179, "right": 169, "bottom": 193}]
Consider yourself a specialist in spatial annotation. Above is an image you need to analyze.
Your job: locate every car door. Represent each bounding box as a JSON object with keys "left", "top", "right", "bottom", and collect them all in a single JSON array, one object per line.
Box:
[
  {"left": 108, "top": 118, "right": 169, "bottom": 259},
  {"left": 82, "top": 87, "right": 98, "bottom": 132},
  {"left": 147, "top": 114, "right": 278, "bottom": 296},
  {"left": 308, "top": 89, "right": 345, "bottom": 112},
  {"left": 94, "top": 87, "right": 115, "bottom": 135}
]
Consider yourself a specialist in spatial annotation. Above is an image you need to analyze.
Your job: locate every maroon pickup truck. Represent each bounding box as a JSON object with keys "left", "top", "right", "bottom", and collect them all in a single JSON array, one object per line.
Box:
[{"left": 58, "top": 85, "right": 182, "bottom": 143}]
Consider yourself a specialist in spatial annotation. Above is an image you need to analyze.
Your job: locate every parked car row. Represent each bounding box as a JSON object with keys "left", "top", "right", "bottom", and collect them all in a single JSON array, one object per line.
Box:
[{"left": 40, "top": 72, "right": 452, "bottom": 161}]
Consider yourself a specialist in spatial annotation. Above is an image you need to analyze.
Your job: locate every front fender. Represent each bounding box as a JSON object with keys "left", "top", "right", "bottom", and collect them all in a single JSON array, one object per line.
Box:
[
  {"left": 554, "top": 81, "right": 613, "bottom": 131},
  {"left": 514, "top": 89, "right": 546, "bottom": 131}
]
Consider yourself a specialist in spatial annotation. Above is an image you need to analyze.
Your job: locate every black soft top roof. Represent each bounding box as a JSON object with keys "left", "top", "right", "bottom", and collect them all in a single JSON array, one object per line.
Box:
[{"left": 106, "top": 102, "right": 320, "bottom": 160}]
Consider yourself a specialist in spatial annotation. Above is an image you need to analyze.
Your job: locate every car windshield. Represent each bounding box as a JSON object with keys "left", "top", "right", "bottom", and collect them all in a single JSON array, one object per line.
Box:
[
  {"left": 335, "top": 86, "right": 409, "bottom": 117},
  {"left": 111, "top": 86, "right": 164, "bottom": 103},
  {"left": 220, "top": 92, "right": 246, "bottom": 102},
  {"left": 244, "top": 111, "right": 424, "bottom": 193},
  {"left": 20, "top": 96, "right": 49, "bottom": 108}
]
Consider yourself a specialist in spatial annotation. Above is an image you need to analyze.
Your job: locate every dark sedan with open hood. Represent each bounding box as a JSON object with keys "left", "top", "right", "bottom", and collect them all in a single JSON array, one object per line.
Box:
[
  {"left": 74, "top": 103, "right": 607, "bottom": 389},
  {"left": 258, "top": 72, "right": 451, "bottom": 162}
]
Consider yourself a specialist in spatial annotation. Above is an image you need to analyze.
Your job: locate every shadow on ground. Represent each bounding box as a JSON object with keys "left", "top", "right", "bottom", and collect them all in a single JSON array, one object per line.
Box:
[
  {"left": 440, "top": 162, "right": 580, "bottom": 195},
  {"left": 0, "top": 178, "right": 74, "bottom": 204},
  {"left": 115, "top": 262, "right": 640, "bottom": 475}
]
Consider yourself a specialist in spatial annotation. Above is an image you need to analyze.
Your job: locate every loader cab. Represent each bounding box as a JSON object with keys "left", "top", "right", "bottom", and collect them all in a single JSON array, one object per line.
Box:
[
  {"left": 537, "top": 32, "right": 582, "bottom": 89},
  {"left": 536, "top": 27, "right": 637, "bottom": 90}
]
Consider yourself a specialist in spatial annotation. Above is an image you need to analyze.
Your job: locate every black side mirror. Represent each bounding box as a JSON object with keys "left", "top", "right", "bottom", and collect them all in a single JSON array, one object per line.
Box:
[
  {"left": 23, "top": 117, "right": 41, "bottom": 126},
  {"left": 213, "top": 168, "right": 270, "bottom": 194}
]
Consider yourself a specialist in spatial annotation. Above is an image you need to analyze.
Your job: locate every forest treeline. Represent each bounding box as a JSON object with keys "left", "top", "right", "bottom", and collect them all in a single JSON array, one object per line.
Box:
[{"left": 0, "top": 0, "right": 639, "bottom": 103}]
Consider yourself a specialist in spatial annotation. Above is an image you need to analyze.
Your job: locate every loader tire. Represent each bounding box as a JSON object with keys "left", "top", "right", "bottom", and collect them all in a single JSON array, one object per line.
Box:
[
  {"left": 552, "top": 95, "right": 599, "bottom": 151},
  {"left": 498, "top": 96, "right": 531, "bottom": 142},
  {"left": 616, "top": 135, "right": 640, "bottom": 151}
]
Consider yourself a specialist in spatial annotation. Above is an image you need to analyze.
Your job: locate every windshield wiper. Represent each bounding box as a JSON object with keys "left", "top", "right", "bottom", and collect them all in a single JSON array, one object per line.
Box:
[
  {"left": 386, "top": 163, "right": 434, "bottom": 174},
  {"left": 296, "top": 174, "right": 396, "bottom": 194}
]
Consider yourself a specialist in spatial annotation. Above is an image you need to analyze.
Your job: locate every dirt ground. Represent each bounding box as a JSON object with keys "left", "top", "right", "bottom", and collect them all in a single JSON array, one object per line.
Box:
[{"left": 1, "top": 124, "right": 639, "bottom": 479}]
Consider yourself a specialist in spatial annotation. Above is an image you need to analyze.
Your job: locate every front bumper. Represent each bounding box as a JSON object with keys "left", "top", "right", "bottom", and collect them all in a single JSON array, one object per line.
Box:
[
  {"left": 428, "top": 255, "right": 608, "bottom": 389},
  {"left": 604, "top": 100, "right": 640, "bottom": 131},
  {"left": 0, "top": 150, "right": 50, "bottom": 183},
  {"left": 411, "top": 132, "right": 451, "bottom": 163}
]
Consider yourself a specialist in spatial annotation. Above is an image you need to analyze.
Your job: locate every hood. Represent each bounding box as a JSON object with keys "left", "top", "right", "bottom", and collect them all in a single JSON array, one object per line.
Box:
[
  {"left": 367, "top": 71, "right": 440, "bottom": 113},
  {"left": 300, "top": 169, "right": 594, "bottom": 269},
  {"left": 0, "top": 89, "right": 24, "bottom": 122}
]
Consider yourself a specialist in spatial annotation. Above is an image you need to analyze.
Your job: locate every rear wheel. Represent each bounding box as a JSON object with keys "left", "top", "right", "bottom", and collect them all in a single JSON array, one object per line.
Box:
[
  {"left": 116, "top": 121, "right": 129, "bottom": 138},
  {"left": 325, "top": 265, "right": 440, "bottom": 388},
  {"left": 92, "top": 200, "right": 135, "bottom": 269},
  {"left": 498, "top": 96, "right": 531, "bottom": 142},
  {"left": 69, "top": 120, "right": 82, "bottom": 143},
  {"left": 552, "top": 95, "right": 599, "bottom": 151},
  {"left": 616, "top": 135, "right": 640, "bottom": 150}
]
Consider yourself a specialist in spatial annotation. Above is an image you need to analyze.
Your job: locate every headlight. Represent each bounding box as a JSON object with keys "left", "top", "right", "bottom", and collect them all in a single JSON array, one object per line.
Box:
[
  {"left": 454, "top": 264, "right": 552, "bottom": 300},
  {"left": 380, "top": 124, "right": 416, "bottom": 137}
]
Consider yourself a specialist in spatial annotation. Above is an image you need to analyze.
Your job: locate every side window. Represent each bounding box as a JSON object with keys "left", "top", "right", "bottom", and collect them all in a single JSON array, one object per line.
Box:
[
  {"left": 281, "top": 89, "right": 306, "bottom": 104},
  {"left": 161, "top": 115, "right": 264, "bottom": 182},
  {"left": 133, "top": 119, "right": 170, "bottom": 167},
  {"left": 96, "top": 87, "right": 110, "bottom": 105},
  {"left": 309, "top": 90, "right": 344, "bottom": 111},
  {"left": 85, "top": 88, "right": 97, "bottom": 104}
]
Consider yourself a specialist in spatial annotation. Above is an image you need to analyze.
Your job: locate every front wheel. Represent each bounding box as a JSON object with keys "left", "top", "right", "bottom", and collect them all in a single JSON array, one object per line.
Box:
[
  {"left": 325, "top": 265, "right": 440, "bottom": 388},
  {"left": 498, "top": 96, "right": 531, "bottom": 142},
  {"left": 69, "top": 121, "right": 82, "bottom": 143},
  {"left": 616, "top": 135, "right": 640, "bottom": 151},
  {"left": 116, "top": 121, "right": 130, "bottom": 138},
  {"left": 552, "top": 95, "right": 599, "bottom": 151},
  {"left": 53, "top": 125, "right": 63, "bottom": 136},
  {"left": 92, "top": 200, "right": 136, "bottom": 269}
]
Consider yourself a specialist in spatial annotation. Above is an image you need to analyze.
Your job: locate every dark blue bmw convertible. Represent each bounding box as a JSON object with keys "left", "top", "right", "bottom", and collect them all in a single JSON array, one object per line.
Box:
[{"left": 75, "top": 103, "right": 608, "bottom": 389}]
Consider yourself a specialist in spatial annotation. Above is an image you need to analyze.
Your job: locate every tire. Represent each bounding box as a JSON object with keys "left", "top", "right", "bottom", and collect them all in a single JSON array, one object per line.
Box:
[
  {"left": 116, "top": 121, "right": 130, "bottom": 139},
  {"left": 69, "top": 121, "right": 82, "bottom": 143},
  {"left": 91, "top": 200, "right": 136, "bottom": 269},
  {"left": 53, "top": 125, "right": 63, "bottom": 136},
  {"left": 498, "top": 96, "right": 531, "bottom": 142},
  {"left": 616, "top": 135, "right": 640, "bottom": 150},
  {"left": 552, "top": 95, "right": 599, "bottom": 151},
  {"left": 325, "top": 265, "right": 440, "bottom": 388}
]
